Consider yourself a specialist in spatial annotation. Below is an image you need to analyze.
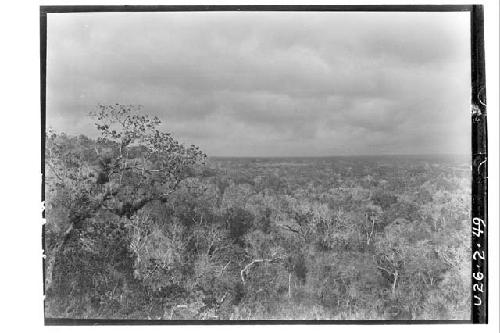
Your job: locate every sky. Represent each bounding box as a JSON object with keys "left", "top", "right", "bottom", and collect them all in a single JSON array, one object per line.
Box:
[{"left": 46, "top": 11, "right": 471, "bottom": 157}]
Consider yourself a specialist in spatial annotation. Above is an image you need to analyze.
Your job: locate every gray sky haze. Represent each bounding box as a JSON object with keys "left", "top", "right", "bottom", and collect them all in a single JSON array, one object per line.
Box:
[{"left": 47, "top": 11, "right": 471, "bottom": 157}]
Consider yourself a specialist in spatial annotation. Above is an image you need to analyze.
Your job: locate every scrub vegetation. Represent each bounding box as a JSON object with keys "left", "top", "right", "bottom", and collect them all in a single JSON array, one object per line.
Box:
[{"left": 44, "top": 105, "right": 470, "bottom": 320}]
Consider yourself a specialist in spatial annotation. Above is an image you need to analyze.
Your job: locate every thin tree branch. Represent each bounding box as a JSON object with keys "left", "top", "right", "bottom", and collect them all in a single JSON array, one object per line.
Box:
[
  {"left": 279, "top": 224, "right": 300, "bottom": 234},
  {"left": 240, "top": 257, "right": 283, "bottom": 283},
  {"left": 376, "top": 265, "right": 393, "bottom": 276}
]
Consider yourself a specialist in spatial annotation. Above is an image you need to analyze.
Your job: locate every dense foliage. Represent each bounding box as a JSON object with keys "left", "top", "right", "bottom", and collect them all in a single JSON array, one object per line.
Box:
[{"left": 44, "top": 106, "right": 471, "bottom": 320}]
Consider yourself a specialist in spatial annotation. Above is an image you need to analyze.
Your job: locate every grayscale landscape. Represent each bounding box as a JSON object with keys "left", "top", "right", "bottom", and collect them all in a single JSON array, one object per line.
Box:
[{"left": 44, "top": 11, "right": 472, "bottom": 320}]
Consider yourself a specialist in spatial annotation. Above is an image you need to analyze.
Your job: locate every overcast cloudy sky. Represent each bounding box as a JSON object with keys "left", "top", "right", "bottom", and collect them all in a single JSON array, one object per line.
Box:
[{"left": 47, "top": 11, "right": 471, "bottom": 157}]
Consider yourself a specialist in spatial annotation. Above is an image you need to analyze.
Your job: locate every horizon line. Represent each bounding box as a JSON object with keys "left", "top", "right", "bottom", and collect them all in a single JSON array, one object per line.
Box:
[{"left": 209, "top": 153, "right": 471, "bottom": 159}]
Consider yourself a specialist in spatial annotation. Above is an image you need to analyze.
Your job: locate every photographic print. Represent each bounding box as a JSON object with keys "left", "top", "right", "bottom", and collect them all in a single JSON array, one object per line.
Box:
[{"left": 42, "top": 6, "right": 482, "bottom": 323}]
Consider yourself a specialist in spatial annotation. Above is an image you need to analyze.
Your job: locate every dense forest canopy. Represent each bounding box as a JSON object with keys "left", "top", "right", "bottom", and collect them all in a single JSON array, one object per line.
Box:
[{"left": 44, "top": 105, "right": 471, "bottom": 320}]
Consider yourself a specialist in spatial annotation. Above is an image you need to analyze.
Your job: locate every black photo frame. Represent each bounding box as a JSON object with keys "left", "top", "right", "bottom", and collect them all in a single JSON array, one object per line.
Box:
[{"left": 40, "top": 4, "right": 487, "bottom": 325}]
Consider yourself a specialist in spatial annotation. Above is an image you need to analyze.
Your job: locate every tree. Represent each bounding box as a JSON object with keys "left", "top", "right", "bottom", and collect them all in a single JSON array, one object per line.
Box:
[
  {"left": 45, "top": 104, "right": 206, "bottom": 300},
  {"left": 224, "top": 207, "right": 254, "bottom": 246},
  {"left": 371, "top": 190, "right": 398, "bottom": 211}
]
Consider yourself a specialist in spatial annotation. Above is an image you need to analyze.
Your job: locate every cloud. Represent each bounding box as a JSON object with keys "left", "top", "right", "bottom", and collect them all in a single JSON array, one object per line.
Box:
[{"left": 46, "top": 11, "right": 471, "bottom": 156}]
